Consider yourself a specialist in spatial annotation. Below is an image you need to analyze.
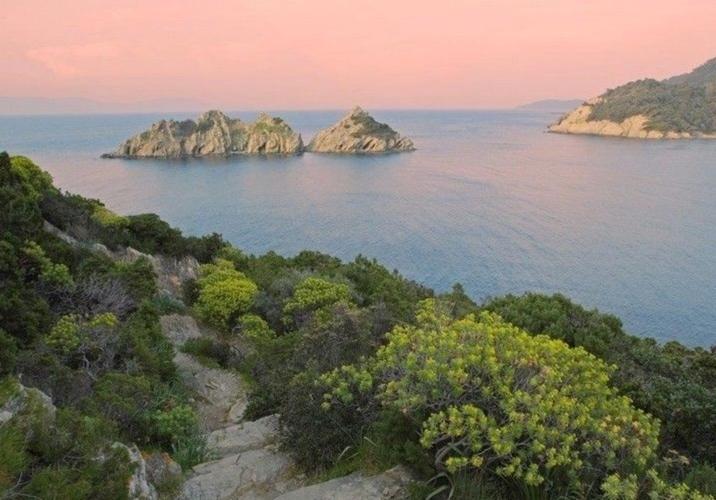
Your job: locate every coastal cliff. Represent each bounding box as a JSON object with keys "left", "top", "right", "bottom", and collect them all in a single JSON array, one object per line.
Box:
[
  {"left": 548, "top": 99, "right": 709, "bottom": 139},
  {"left": 550, "top": 57, "right": 716, "bottom": 139},
  {"left": 307, "top": 107, "right": 415, "bottom": 154},
  {"left": 103, "top": 110, "right": 303, "bottom": 158}
]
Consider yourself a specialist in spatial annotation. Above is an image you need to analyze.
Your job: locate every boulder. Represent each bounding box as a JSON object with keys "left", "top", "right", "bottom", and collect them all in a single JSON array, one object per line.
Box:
[
  {"left": 307, "top": 107, "right": 415, "bottom": 154},
  {"left": 180, "top": 446, "right": 299, "bottom": 499},
  {"left": 0, "top": 380, "right": 56, "bottom": 428},
  {"left": 103, "top": 110, "right": 303, "bottom": 159},
  {"left": 112, "top": 443, "right": 158, "bottom": 500},
  {"left": 274, "top": 466, "right": 414, "bottom": 500},
  {"left": 159, "top": 314, "right": 203, "bottom": 347},
  {"left": 144, "top": 451, "right": 183, "bottom": 490}
]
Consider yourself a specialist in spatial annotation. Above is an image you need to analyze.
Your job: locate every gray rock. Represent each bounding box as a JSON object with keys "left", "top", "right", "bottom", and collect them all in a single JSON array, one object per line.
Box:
[
  {"left": 274, "top": 466, "right": 413, "bottom": 500},
  {"left": 0, "top": 381, "right": 56, "bottom": 427},
  {"left": 145, "top": 451, "right": 183, "bottom": 490},
  {"left": 307, "top": 107, "right": 415, "bottom": 154},
  {"left": 160, "top": 314, "right": 203, "bottom": 347},
  {"left": 103, "top": 110, "right": 303, "bottom": 159},
  {"left": 43, "top": 219, "right": 80, "bottom": 246},
  {"left": 180, "top": 447, "right": 299, "bottom": 500},
  {"left": 173, "top": 351, "right": 248, "bottom": 429},
  {"left": 112, "top": 443, "right": 158, "bottom": 500},
  {"left": 114, "top": 247, "right": 199, "bottom": 300},
  {"left": 207, "top": 414, "right": 280, "bottom": 458}
]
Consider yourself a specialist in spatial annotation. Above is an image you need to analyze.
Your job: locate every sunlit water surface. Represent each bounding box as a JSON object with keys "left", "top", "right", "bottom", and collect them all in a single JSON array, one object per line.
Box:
[{"left": 2, "top": 110, "right": 715, "bottom": 346}]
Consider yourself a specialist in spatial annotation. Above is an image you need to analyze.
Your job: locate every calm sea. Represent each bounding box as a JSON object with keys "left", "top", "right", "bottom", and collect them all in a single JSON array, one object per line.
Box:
[{"left": 1, "top": 110, "right": 715, "bottom": 347}]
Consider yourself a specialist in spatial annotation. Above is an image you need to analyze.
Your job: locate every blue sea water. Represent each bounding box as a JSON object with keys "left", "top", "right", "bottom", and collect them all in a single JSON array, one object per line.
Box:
[{"left": 1, "top": 110, "right": 715, "bottom": 346}]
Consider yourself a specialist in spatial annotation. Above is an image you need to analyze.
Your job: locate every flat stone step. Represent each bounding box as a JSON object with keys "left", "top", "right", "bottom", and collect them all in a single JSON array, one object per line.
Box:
[
  {"left": 274, "top": 466, "right": 413, "bottom": 500},
  {"left": 180, "top": 446, "right": 300, "bottom": 500},
  {"left": 208, "top": 414, "right": 280, "bottom": 459}
]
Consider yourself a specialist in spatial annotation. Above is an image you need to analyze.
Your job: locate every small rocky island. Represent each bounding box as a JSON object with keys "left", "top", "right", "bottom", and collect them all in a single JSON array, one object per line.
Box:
[
  {"left": 550, "top": 57, "right": 716, "bottom": 139},
  {"left": 103, "top": 110, "right": 303, "bottom": 158},
  {"left": 307, "top": 107, "right": 415, "bottom": 154}
]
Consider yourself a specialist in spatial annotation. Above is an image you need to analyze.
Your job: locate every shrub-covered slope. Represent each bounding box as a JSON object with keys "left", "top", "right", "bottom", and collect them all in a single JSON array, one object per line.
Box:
[
  {"left": 1, "top": 152, "right": 714, "bottom": 499},
  {"left": 551, "top": 57, "right": 716, "bottom": 137}
]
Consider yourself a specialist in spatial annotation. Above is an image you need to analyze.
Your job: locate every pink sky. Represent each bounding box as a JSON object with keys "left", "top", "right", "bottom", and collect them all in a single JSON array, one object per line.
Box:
[{"left": 3, "top": 0, "right": 716, "bottom": 109}]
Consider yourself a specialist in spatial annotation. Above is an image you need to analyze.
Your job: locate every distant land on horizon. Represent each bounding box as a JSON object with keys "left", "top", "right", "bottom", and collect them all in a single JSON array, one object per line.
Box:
[
  {"left": 515, "top": 99, "right": 585, "bottom": 112},
  {"left": 1, "top": 96, "right": 586, "bottom": 116}
]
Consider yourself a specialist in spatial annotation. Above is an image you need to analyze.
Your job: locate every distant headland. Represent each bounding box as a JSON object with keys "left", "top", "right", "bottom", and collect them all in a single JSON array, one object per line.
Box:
[
  {"left": 102, "top": 108, "right": 415, "bottom": 159},
  {"left": 550, "top": 57, "right": 716, "bottom": 139}
]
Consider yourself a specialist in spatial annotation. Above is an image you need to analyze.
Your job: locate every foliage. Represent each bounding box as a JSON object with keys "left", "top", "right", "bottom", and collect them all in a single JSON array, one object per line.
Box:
[
  {"left": 23, "top": 240, "right": 74, "bottom": 286},
  {"left": 195, "top": 259, "right": 258, "bottom": 329},
  {"left": 589, "top": 78, "right": 716, "bottom": 134},
  {"left": 172, "top": 433, "right": 211, "bottom": 471},
  {"left": 238, "top": 313, "right": 275, "bottom": 342},
  {"left": 0, "top": 425, "right": 28, "bottom": 493},
  {"left": 151, "top": 403, "right": 198, "bottom": 446},
  {"left": 323, "top": 300, "right": 661, "bottom": 496},
  {"left": 485, "top": 293, "right": 716, "bottom": 465},
  {"left": 684, "top": 465, "right": 716, "bottom": 497},
  {"left": 0, "top": 329, "right": 18, "bottom": 375},
  {"left": 283, "top": 276, "right": 351, "bottom": 326},
  {"left": 181, "top": 337, "right": 235, "bottom": 369},
  {"left": 3, "top": 153, "right": 715, "bottom": 498}
]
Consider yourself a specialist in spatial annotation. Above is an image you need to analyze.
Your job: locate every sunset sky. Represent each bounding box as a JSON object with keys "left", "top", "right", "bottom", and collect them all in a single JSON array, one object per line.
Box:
[{"left": 3, "top": 0, "right": 716, "bottom": 110}]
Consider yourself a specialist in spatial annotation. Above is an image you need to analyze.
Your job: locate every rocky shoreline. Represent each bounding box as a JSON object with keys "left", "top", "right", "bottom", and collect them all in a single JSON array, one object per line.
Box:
[{"left": 549, "top": 99, "right": 716, "bottom": 139}]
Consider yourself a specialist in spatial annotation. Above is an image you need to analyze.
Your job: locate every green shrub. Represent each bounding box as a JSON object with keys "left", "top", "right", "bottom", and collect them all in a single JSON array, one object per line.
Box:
[
  {"left": 111, "top": 257, "right": 157, "bottom": 302},
  {"left": 172, "top": 433, "right": 211, "bottom": 471},
  {"left": 283, "top": 277, "right": 351, "bottom": 327},
  {"left": 90, "top": 373, "right": 154, "bottom": 442},
  {"left": 0, "top": 329, "right": 18, "bottom": 375},
  {"left": 181, "top": 337, "right": 235, "bottom": 369},
  {"left": 685, "top": 464, "right": 716, "bottom": 496},
  {"left": 238, "top": 314, "right": 275, "bottom": 342},
  {"left": 0, "top": 425, "right": 28, "bottom": 493},
  {"left": 151, "top": 403, "right": 198, "bottom": 446},
  {"left": 323, "top": 300, "right": 661, "bottom": 496},
  {"left": 21, "top": 467, "right": 93, "bottom": 499},
  {"left": 195, "top": 259, "right": 258, "bottom": 330},
  {"left": 485, "top": 293, "right": 716, "bottom": 464}
]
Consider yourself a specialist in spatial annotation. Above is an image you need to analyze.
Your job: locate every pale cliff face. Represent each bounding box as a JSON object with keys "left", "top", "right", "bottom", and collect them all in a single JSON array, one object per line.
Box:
[
  {"left": 307, "top": 107, "right": 415, "bottom": 154},
  {"left": 548, "top": 101, "right": 715, "bottom": 140},
  {"left": 106, "top": 111, "right": 303, "bottom": 158}
]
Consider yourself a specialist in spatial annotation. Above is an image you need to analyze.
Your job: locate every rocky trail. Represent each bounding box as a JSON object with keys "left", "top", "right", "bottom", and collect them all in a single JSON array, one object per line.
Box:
[
  {"left": 160, "top": 314, "right": 412, "bottom": 500},
  {"left": 40, "top": 221, "right": 414, "bottom": 499}
]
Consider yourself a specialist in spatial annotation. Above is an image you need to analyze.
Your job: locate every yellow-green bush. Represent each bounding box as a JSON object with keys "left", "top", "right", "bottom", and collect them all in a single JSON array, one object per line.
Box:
[
  {"left": 195, "top": 259, "right": 258, "bottom": 330},
  {"left": 23, "top": 240, "right": 73, "bottom": 286},
  {"left": 283, "top": 277, "right": 351, "bottom": 326},
  {"left": 322, "top": 299, "right": 661, "bottom": 495}
]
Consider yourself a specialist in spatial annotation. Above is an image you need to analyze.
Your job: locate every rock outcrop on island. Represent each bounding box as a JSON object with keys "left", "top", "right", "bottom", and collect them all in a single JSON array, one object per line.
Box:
[
  {"left": 307, "top": 107, "right": 415, "bottom": 154},
  {"left": 550, "top": 57, "right": 716, "bottom": 139},
  {"left": 103, "top": 110, "right": 303, "bottom": 158}
]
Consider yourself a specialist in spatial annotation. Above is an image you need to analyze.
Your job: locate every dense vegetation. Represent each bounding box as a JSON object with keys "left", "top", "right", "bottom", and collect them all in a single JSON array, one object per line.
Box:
[
  {"left": 1, "top": 152, "right": 715, "bottom": 499},
  {"left": 0, "top": 153, "right": 214, "bottom": 498},
  {"left": 588, "top": 58, "right": 716, "bottom": 134}
]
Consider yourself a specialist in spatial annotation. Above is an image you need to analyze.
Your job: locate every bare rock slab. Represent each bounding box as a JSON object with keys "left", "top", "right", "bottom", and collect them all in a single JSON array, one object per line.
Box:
[{"left": 274, "top": 466, "right": 413, "bottom": 500}]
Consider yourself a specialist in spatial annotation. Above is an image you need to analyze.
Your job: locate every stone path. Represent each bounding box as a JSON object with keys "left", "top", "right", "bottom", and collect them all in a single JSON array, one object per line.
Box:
[
  {"left": 160, "top": 314, "right": 412, "bottom": 499},
  {"left": 42, "top": 222, "right": 413, "bottom": 499}
]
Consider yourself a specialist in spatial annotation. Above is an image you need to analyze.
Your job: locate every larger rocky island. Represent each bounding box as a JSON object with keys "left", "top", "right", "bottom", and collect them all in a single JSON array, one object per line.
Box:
[
  {"left": 550, "top": 57, "right": 716, "bottom": 139},
  {"left": 103, "top": 110, "right": 303, "bottom": 158},
  {"left": 104, "top": 107, "right": 415, "bottom": 159},
  {"left": 307, "top": 106, "right": 415, "bottom": 154}
]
